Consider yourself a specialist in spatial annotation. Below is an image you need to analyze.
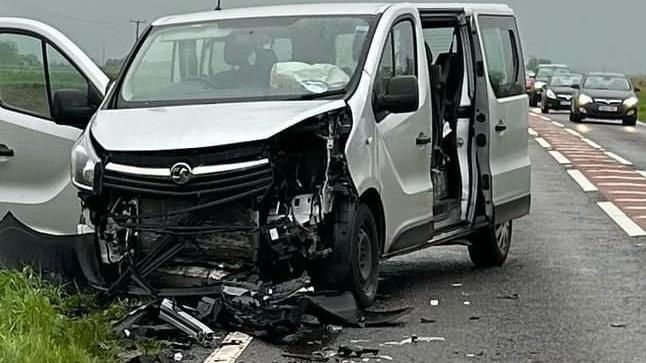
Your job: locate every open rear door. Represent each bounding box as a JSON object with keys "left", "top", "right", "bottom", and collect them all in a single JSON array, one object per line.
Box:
[{"left": 471, "top": 14, "right": 530, "bottom": 223}]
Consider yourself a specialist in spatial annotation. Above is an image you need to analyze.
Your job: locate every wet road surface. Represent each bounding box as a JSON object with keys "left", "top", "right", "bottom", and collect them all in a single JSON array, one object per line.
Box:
[{"left": 230, "top": 116, "right": 646, "bottom": 362}]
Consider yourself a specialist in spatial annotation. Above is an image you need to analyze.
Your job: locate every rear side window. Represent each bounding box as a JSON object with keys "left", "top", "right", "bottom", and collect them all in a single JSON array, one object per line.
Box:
[{"left": 479, "top": 16, "right": 524, "bottom": 98}]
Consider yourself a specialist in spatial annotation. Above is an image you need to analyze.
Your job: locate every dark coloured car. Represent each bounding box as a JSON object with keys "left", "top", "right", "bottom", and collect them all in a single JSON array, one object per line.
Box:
[
  {"left": 529, "top": 64, "right": 570, "bottom": 107},
  {"left": 571, "top": 73, "right": 641, "bottom": 126},
  {"left": 541, "top": 73, "right": 582, "bottom": 114}
]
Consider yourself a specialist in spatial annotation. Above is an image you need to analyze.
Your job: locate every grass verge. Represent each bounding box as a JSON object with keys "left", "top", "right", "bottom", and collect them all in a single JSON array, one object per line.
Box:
[{"left": 0, "top": 268, "right": 126, "bottom": 363}]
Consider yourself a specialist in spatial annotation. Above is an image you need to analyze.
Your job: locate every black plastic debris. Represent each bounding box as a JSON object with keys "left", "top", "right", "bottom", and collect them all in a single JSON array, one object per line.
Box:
[
  {"left": 610, "top": 322, "right": 628, "bottom": 328},
  {"left": 496, "top": 293, "right": 520, "bottom": 300},
  {"left": 305, "top": 292, "right": 412, "bottom": 327},
  {"left": 420, "top": 317, "right": 436, "bottom": 324}
]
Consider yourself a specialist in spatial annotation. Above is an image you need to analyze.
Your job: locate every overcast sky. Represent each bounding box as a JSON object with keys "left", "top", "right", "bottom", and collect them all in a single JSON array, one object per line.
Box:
[{"left": 1, "top": 0, "right": 644, "bottom": 74}]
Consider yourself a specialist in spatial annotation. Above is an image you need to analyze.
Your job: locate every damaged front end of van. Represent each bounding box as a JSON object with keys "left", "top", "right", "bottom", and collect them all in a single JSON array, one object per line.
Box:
[{"left": 71, "top": 104, "right": 359, "bottom": 299}]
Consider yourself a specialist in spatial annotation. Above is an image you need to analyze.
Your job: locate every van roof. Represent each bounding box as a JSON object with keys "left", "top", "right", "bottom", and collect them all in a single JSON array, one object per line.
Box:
[{"left": 153, "top": 3, "right": 514, "bottom": 27}]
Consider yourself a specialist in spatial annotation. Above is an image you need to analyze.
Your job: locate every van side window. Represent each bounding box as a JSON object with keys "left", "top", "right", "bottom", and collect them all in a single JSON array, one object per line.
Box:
[
  {"left": 479, "top": 16, "right": 524, "bottom": 98},
  {"left": 374, "top": 19, "right": 417, "bottom": 121},
  {"left": 0, "top": 33, "right": 50, "bottom": 118}
]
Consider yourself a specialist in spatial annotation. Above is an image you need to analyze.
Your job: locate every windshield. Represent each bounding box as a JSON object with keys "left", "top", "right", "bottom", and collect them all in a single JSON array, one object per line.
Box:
[
  {"left": 583, "top": 76, "right": 631, "bottom": 91},
  {"left": 550, "top": 74, "right": 582, "bottom": 87},
  {"left": 118, "top": 15, "right": 375, "bottom": 107},
  {"left": 536, "top": 67, "right": 569, "bottom": 80}
]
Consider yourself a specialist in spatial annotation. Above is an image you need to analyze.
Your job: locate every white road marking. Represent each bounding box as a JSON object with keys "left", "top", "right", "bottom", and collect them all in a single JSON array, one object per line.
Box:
[
  {"left": 593, "top": 176, "right": 645, "bottom": 181},
  {"left": 588, "top": 169, "right": 638, "bottom": 174},
  {"left": 577, "top": 163, "right": 621, "bottom": 168},
  {"left": 551, "top": 121, "right": 565, "bottom": 127},
  {"left": 534, "top": 137, "right": 551, "bottom": 148},
  {"left": 609, "top": 191, "right": 646, "bottom": 195},
  {"left": 565, "top": 154, "right": 607, "bottom": 159},
  {"left": 540, "top": 115, "right": 551, "bottom": 121},
  {"left": 635, "top": 216, "right": 646, "bottom": 220},
  {"left": 567, "top": 170, "right": 598, "bottom": 192},
  {"left": 582, "top": 138, "right": 602, "bottom": 149},
  {"left": 604, "top": 151, "right": 633, "bottom": 165},
  {"left": 204, "top": 332, "right": 253, "bottom": 363},
  {"left": 528, "top": 128, "right": 538, "bottom": 136},
  {"left": 638, "top": 171, "right": 646, "bottom": 178},
  {"left": 548, "top": 150, "right": 570, "bottom": 164},
  {"left": 565, "top": 129, "right": 582, "bottom": 137},
  {"left": 616, "top": 199, "right": 646, "bottom": 203},
  {"left": 598, "top": 183, "right": 646, "bottom": 188},
  {"left": 626, "top": 206, "right": 646, "bottom": 210},
  {"left": 597, "top": 202, "right": 646, "bottom": 237}
]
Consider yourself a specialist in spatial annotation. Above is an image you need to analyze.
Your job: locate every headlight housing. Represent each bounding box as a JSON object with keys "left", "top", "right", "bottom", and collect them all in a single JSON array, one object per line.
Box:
[
  {"left": 623, "top": 96, "right": 639, "bottom": 108},
  {"left": 578, "top": 94, "right": 593, "bottom": 106},
  {"left": 71, "top": 132, "right": 100, "bottom": 191},
  {"left": 546, "top": 89, "right": 557, "bottom": 99}
]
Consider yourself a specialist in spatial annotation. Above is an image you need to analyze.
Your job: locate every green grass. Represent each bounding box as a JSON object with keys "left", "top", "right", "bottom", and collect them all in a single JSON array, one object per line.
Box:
[
  {"left": 631, "top": 76, "right": 646, "bottom": 122},
  {"left": 0, "top": 269, "right": 126, "bottom": 363}
]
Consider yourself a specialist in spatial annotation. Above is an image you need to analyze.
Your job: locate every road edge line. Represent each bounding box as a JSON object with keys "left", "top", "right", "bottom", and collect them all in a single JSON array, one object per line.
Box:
[
  {"left": 534, "top": 137, "right": 551, "bottom": 149},
  {"left": 567, "top": 170, "right": 598, "bottom": 192},
  {"left": 597, "top": 201, "right": 646, "bottom": 237},
  {"left": 204, "top": 332, "right": 253, "bottom": 363},
  {"left": 548, "top": 150, "right": 570, "bottom": 165},
  {"left": 605, "top": 151, "right": 633, "bottom": 165}
]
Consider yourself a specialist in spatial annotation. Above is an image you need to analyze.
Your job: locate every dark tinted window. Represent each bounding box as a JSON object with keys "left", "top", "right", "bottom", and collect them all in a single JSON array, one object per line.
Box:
[{"left": 479, "top": 16, "right": 524, "bottom": 98}]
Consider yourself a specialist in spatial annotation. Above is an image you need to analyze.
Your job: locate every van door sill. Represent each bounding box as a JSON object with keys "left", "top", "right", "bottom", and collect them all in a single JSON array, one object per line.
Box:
[{"left": 383, "top": 223, "right": 475, "bottom": 259}]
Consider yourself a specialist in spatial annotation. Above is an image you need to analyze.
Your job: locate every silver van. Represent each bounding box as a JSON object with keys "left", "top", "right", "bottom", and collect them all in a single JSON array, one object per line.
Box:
[{"left": 0, "top": 3, "right": 530, "bottom": 307}]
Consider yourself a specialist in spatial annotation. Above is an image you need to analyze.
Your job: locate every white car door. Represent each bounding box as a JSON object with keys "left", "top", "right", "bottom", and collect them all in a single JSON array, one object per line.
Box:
[
  {"left": 369, "top": 8, "right": 434, "bottom": 252},
  {"left": 0, "top": 19, "right": 108, "bottom": 235},
  {"left": 474, "top": 14, "right": 531, "bottom": 222}
]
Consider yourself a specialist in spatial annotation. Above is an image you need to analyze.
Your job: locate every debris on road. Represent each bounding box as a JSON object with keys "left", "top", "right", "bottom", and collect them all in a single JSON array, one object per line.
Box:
[
  {"left": 420, "top": 317, "right": 436, "bottom": 324},
  {"left": 382, "top": 335, "right": 446, "bottom": 346},
  {"left": 463, "top": 301, "right": 471, "bottom": 305},
  {"left": 496, "top": 293, "right": 520, "bottom": 300},
  {"left": 430, "top": 299, "right": 440, "bottom": 306},
  {"left": 610, "top": 322, "right": 628, "bottom": 328},
  {"left": 451, "top": 283, "right": 463, "bottom": 288}
]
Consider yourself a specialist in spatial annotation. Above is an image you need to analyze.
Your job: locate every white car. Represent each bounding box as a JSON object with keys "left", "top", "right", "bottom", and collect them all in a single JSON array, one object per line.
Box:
[{"left": 0, "top": 3, "right": 530, "bottom": 307}]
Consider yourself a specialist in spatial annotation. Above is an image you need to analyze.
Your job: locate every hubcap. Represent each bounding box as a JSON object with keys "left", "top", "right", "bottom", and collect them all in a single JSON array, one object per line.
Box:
[
  {"left": 357, "top": 227, "right": 372, "bottom": 282},
  {"left": 495, "top": 222, "right": 511, "bottom": 252}
]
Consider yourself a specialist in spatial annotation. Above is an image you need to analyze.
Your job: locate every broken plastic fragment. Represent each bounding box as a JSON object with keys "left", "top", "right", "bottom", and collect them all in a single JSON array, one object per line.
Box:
[
  {"left": 383, "top": 336, "right": 445, "bottom": 346},
  {"left": 430, "top": 299, "right": 439, "bottom": 306},
  {"left": 451, "top": 283, "right": 463, "bottom": 288},
  {"left": 173, "top": 352, "right": 184, "bottom": 361},
  {"left": 610, "top": 322, "right": 628, "bottom": 328},
  {"left": 496, "top": 293, "right": 519, "bottom": 300},
  {"left": 463, "top": 301, "right": 471, "bottom": 306}
]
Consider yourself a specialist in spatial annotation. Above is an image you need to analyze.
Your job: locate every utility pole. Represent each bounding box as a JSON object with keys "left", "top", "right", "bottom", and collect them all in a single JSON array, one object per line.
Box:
[{"left": 130, "top": 19, "right": 147, "bottom": 41}]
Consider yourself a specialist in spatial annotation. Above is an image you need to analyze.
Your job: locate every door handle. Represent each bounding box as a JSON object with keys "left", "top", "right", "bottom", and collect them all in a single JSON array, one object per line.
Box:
[
  {"left": 0, "top": 144, "right": 14, "bottom": 157},
  {"left": 416, "top": 133, "right": 432, "bottom": 146},
  {"left": 495, "top": 121, "right": 507, "bottom": 132}
]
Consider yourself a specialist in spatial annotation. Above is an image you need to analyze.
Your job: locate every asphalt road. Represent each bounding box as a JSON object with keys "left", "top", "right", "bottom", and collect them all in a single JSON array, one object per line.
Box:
[
  {"left": 546, "top": 110, "right": 646, "bottom": 170},
  {"left": 229, "top": 123, "right": 646, "bottom": 362}
]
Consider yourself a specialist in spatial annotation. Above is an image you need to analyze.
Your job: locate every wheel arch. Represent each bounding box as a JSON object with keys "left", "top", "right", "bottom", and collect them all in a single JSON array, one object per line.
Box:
[{"left": 358, "top": 188, "right": 386, "bottom": 254}]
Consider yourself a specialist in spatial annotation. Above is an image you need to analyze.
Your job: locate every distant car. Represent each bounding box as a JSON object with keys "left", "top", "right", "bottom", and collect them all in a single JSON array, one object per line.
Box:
[
  {"left": 526, "top": 70, "right": 536, "bottom": 92},
  {"left": 529, "top": 64, "right": 570, "bottom": 107},
  {"left": 541, "top": 73, "right": 582, "bottom": 114},
  {"left": 571, "top": 72, "right": 641, "bottom": 126}
]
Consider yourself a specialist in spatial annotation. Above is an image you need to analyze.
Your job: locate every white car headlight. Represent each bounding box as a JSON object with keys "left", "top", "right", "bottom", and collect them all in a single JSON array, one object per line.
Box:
[
  {"left": 546, "top": 89, "right": 557, "bottom": 99},
  {"left": 623, "top": 96, "right": 639, "bottom": 108},
  {"left": 578, "top": 94, "right": 593, "bottom": 106},
  {"left": 71, "top": 132, "right": 100, "bottom": 191}
]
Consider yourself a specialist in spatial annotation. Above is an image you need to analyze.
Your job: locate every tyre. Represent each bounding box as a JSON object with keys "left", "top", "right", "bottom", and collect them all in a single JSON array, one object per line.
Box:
[
  {"left": 468, "top": 221, "right": 512, "bottom": 268},
  {"left": 312, "top": 202, "right": 380, "bottom": 308},
  {"left": 541, "top": 103, "right": 549, "bottom": 114},
  {"left": 623, "top": 115, "right": 637, "bottom": 126},
  {"left": 569, "top": 112, "right": 582, "bottom": 123},
  {"left": 529, "top": 94, "right": 538, "bottom": 107}
]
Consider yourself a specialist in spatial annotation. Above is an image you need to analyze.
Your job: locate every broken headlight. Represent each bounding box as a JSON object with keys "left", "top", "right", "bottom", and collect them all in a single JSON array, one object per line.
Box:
[{"left": 71, "top": 132, "right": 100, "bottom": 191}]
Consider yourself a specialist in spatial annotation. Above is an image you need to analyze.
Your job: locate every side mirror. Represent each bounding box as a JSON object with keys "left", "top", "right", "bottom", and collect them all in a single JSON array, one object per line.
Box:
[
  {"left": 571, "top": 84, "right": 580, "bottom": 90},
  {"left": 377, "top": 76, "right": 419, "bottom": 114},
  {"left": 53, "top": 90, "right": 96, "bottom": 128},
  {"left": 635, "top": 87, "right": 641, "bottom": 93}
]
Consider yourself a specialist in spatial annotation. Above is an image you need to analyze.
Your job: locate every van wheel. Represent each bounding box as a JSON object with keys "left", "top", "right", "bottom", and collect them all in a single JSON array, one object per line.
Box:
[
  {"left": 468, "top": 221, "right": 512, "bottom": 268},
  {"left": 312, "top": 202, "right": 380, "bottom": 308}
]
